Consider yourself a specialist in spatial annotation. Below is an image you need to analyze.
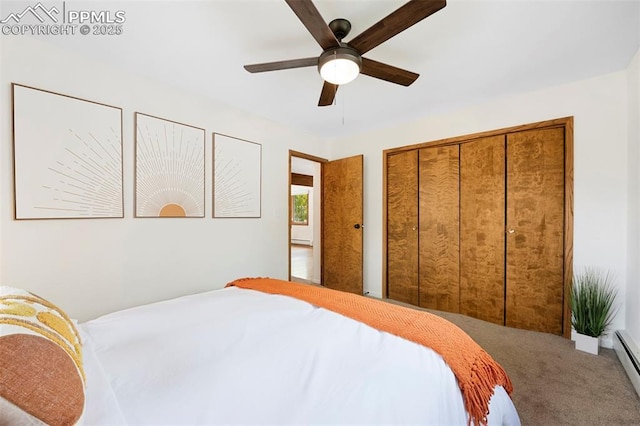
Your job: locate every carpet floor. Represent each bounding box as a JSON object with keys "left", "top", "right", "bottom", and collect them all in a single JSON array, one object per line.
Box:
[{"left": 387, "top": 300, "right": 640, "bottom": 425}]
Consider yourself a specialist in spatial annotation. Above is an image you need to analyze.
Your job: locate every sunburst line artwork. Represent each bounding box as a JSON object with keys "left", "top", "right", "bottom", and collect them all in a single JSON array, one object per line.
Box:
[
  {"left": 12, "top": 84, "right": 123, "bottom": 219},
  {"left": 135, "top": 113, "right": 205, "bottom": 218},
  {"left": 214, "top": 159, "right": 253, "bottom": 213},
  {"left": 213, "top": 134, "right": 261, "bottom": 218}
]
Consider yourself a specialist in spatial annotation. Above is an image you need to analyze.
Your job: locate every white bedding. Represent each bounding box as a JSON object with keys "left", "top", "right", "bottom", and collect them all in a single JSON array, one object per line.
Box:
[{"left": 79, "top": 286, "right": 520, "bottom": 425}]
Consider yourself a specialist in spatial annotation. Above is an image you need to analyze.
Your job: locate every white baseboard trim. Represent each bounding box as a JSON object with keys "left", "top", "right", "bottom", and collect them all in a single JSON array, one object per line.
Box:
[{"left": 614, "top": 330, "right": 640, "bottom": 398}]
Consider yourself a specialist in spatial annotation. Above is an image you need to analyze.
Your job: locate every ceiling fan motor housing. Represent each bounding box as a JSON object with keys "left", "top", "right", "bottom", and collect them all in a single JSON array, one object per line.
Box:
[
  {"left": 328, "top": 18, "right": 352, "bottom": 40},
  {"left": 318, "top": 46, "right": 362, "bottom": 70}
]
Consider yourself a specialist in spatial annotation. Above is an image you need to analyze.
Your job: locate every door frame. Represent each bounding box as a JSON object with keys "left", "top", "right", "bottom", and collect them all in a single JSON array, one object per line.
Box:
[
  {"left": 382, "top": 117, "right": 574, "bottom": 337},
  {"left": 288, "top": 150, "right": 327, "bottom": 282}
]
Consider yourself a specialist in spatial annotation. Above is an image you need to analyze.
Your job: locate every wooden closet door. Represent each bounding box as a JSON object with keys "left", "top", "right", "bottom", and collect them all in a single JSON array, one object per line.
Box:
[
  {"left": 418, "top": 145, "right": 460, "bottom": 312},
  {"left": 387, "top": 150, "right": 419, "bottom": 305},
  {"left": 460, "top": 136, "right": 506, "bottom": 325},
  {"left": 506, "top": 128, "right": 565, "bottom": 334}
]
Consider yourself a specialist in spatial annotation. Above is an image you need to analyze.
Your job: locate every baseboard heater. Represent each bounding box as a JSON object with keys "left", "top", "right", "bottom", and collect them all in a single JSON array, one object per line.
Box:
[{"left": 614, "top": 330, "right": 640, "bottom": 398}]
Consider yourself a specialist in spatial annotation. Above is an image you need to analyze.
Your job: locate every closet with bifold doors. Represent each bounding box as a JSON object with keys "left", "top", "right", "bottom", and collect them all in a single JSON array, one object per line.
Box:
[{"left": 384, "top": 118, "right": 573, "bottom": 336}]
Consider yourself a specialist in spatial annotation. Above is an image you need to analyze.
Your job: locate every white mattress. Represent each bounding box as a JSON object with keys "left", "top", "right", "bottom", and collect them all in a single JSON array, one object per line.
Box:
[{"left": 79, "top": 286, "right": 520, "bottom": 425}]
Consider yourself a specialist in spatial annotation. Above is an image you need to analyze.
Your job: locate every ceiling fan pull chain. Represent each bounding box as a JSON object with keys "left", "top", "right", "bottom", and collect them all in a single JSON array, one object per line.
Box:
[{"left": 333, "top": 50, "right": 338, "bottom": 108}]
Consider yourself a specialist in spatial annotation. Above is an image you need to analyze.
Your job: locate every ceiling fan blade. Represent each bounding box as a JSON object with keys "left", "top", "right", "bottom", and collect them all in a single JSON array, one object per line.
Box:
[
  {"left": 360, "top": 57, "right": 419, "bottom": 86},
  {"left": 285, "top": 0, "right": 340, "bottom": 50},
  {"left": 244, "top": 57, "right": 318, "bottom": 73},
  {"left": 348, "top": 0, "right": 446, "bottom": 55},
  {"left": 318, "top": 81, "right": 338, "bottom": 106}
]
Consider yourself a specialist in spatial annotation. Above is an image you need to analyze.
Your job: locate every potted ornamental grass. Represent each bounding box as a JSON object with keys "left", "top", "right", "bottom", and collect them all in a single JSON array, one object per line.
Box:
[{"left": 570, "top": 268, "right": 619, "bottom": 355}]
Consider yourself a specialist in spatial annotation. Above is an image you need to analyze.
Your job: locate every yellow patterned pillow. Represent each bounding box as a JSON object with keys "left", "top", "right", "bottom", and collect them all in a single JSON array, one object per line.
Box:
[{"left": 0, "top": 286, "right": 85, "bottom": 425}]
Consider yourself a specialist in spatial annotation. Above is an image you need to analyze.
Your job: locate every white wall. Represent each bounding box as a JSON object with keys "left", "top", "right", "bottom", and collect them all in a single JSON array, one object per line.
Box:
[
  {"left": 0, "top": 36, "right": 329, "bottom": 321},
  {"left": 330, "top": 69, "right": 631, "bottom": 346},
  {"left": 626, "top": 49, "right": 640, "bottom": 349}
]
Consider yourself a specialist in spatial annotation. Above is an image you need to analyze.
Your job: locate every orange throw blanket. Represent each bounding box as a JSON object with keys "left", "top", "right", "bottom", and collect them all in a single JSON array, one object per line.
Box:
[{"left": 227, "top": 277, "right": 513, "bottom": 426}]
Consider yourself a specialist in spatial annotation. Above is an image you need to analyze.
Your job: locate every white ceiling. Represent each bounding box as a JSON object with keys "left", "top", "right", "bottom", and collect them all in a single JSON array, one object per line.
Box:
[{"left": 25, "top": 0, "right": 640, "bottom": 139}]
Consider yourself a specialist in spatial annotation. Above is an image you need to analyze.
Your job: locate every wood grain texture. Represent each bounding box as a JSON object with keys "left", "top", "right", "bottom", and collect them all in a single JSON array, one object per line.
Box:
[
  {"left": 386, "top": 150, "right": 419, "bottom": 305},
  {"left": 460, "top": 136, "right": 506, "bottom": 325},
  {"left": 318, "top": 81, "right": 338, "bottom": 106},
  {"left": 380, "top": 118, "right": 573, "bottom": 337},
  {"left": 348, "top": 0, "right": 447, "bottom": 55},
  {"left": 360, "top": 58, "right": 419, "bottom": 86},
  {"left": 418, "top": 146, "right": 460, "bottom": 312},
  {"left": 322, "top": 155, "right": 363, "bottom": 294},
  {"left": 506, "top": 128, "right": 565, "bottom": 335},
  {"left": 382, "top": 151, "right": 389, "bottom": 299},
  {"left": 244, "top": 57, "right": 317, "bottom": 73},
  {"left": 291, "top": 172, "right": 313, "bottom": 187},
  {"left": 563, "top": 119, "right": 574, "bottom": 338},
  {"left": 383, "top": 117, "right": 573, "bottom": 156},
  {"left": 285, "top": 0, "right": 339, "bottom": 50},
  {"left": 289, "top": 150, "right": 328, "bottom": 164}
]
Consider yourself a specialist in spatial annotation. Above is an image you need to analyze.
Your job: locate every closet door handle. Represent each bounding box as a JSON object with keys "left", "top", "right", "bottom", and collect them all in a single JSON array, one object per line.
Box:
[
  {"left": 412, "top": 226, "right": 417, "bottom": 231},
  {"left": 508, "top": 229, "right": 515, "bottom": 234}
]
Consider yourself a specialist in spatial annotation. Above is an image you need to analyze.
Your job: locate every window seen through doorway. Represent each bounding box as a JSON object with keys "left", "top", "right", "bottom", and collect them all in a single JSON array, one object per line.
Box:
[{"left": 291, "top": 193, "right": 309, "bottom": 225}]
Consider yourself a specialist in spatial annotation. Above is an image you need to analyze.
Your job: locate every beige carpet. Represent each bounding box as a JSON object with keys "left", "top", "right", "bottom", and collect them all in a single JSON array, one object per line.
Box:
[{"left": 387, "top": 300, "right": 640, "bottom": 425}]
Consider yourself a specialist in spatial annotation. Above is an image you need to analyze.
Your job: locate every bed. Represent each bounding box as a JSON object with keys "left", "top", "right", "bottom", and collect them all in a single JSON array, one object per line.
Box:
[{"left": 1, "top": 278, "right": 520, "bottom": 425}]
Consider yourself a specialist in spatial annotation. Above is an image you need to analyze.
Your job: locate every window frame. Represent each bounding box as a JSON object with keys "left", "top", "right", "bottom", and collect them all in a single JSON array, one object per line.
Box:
[{"left": 291, "top": 192, "right": 309, "bottom": 226}]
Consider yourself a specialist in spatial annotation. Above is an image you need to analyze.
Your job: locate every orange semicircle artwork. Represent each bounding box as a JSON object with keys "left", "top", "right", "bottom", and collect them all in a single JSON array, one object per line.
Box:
[{"left": 159, "top": 203, "right": 186, "bottom": 217}]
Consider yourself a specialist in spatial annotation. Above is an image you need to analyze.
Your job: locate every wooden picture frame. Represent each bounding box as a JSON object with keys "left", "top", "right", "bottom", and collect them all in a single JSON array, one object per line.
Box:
[
  {"left": 12, "top": 83, "right": 123, "bottom": 219},
  {"left": 135, "top": 113, "right": 205, "bottom": 218},
  {"left": 213, "top": 133, "right": 262, "bottom": 218}
]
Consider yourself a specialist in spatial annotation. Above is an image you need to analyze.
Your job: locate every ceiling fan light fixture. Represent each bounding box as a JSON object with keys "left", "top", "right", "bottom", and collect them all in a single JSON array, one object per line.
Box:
[{"left": 318, "top": 47, "right": 362, "bottom": 85}]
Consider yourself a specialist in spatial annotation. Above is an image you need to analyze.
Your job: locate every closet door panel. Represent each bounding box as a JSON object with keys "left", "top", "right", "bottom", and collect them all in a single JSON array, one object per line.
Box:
[
  {"left": 506, "top": 128, "right": 565, "bottom": 334},
  {"left": 387, "top": 150, "right": 419, "bottom": 305},
  {"left": 418, "top": 145, "right": 460, "bottom": 312},
  {"left": 460, "top": 136, "right": 506, "bottom": 325}
]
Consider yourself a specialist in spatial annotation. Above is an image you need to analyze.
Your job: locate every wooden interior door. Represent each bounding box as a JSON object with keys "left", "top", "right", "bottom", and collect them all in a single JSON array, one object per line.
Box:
[
  {"left": 322, "top": 155, "right": 363, "bottom": 294},
  {"left": 459, "top": 136, "right": 506, "bottom": 325},
  {"left": 506, "top": 128, "right": 565, "bottom": 334},
  {"left": 418, "top": 146, "right": 460, "bottom": 312},
  {"left": 386, "top": 150, "right": 419, "bottom": 305}
]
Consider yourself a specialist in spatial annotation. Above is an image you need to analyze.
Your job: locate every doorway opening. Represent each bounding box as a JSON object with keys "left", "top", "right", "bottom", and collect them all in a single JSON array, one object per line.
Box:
[{"left": 289, "top": 151, "right": 326, "bottom": 284}]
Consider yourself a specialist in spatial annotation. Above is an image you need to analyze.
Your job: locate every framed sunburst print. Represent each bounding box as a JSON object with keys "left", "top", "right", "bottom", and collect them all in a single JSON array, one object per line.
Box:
[
  {"left": 135, "top": 113, "right": 205, "bottom": 218},
  {"left": 12, "top": 83, "right": 123, "bottom": 219},
  {"left": 213, "top": 133, "right": 261, "bottom": 218}
]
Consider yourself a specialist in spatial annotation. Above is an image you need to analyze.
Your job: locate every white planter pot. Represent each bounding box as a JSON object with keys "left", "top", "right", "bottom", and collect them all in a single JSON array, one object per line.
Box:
[{"left": 574, "top": 332, "right": 599, "bottom": 355}]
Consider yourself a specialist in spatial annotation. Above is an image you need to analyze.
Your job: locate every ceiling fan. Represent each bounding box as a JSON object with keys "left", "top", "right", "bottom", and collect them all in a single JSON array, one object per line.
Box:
[{"left": 244, "top": 0, "right": 447, "bottom": 107}]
